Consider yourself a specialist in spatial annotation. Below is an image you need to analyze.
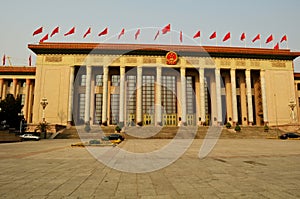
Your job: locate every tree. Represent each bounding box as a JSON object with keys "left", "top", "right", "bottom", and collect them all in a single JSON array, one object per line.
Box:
[{"left": 0, "top": 94, "right": 23, "bottom": 128}]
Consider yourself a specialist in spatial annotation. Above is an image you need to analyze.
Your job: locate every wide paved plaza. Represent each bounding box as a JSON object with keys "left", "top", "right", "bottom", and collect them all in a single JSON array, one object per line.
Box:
[{"left": 0, "top": 138, "right": 300, "bottom": 199}]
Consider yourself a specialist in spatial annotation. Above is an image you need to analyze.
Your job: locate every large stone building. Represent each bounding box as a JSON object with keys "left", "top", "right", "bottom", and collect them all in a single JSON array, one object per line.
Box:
[{"left": 1, "top": 42, "right": 300, "bottom": 127}]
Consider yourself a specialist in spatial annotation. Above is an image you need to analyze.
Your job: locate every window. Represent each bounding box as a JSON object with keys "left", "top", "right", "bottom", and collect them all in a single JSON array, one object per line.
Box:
[
  {"left": 111, "top": 75, "right": 120, "bottom": 86},
  {"left": 78, "top": 94, "right": 85, "bottom": 121},
  {"left": 94, "top": 94, "right": 103, "bottom": 124},
  {"left": 127, "top": 75, "right": 136, "bottom": 115},
  {"left": 20, "top": 94, "right": 25, "bottom": 105},
  {"left": 80, "top": 75, "right": 86, "bottom": 86},
  {"left": 186, "top": 76, "right": 195, "bottom": 114},
  {"left": 22, "top": 82, "right": 26, "bottom": 87},
  {"left": 95, "top": 75, "right": 103, "bottom": 86},
  {"left": 142, "top": 76, "right": 155, "bottom": 114},
  {"left": 236, "top": 77, "right": 240, "bottom": 88},
  {"left": 162, "top": 76, "right": 177, "bottom": 114},
  {"left": 110, "top": 94, "right": 119, "bottom": 125}
]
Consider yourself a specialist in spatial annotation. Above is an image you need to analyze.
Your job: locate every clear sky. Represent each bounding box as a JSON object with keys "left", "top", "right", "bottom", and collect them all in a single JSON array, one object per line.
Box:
[{"left": 1, "top": 0, "right": 300, "bottom": 69}]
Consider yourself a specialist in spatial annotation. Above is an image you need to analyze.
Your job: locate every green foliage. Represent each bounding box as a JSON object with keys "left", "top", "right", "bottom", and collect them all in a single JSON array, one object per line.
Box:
[
  {"left": 235, "top": 124, "right": 241, "bottom": 132},
  {"left": 115, "top": 126, "right": 121, "bottom": 132},
  {"left": 35, "top": 122, "right": 50, "bottom": 133},
  {"left": 264, "top": 124, "right": 269, "bottom": 132},
  {"left": 89, "top": 139, "right": 100, "bottom": 144},
  {"left": 225, "top": 122, "right": 232, "bottom": 129},
  {"left": 0, "top": 94, "right": 23, "bottom": 128}
]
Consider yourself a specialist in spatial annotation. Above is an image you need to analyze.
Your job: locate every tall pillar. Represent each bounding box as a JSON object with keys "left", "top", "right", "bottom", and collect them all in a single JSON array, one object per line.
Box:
[
  {"left": 240, "top": 74, "right": 248, "bottom": 125},
  {"left": 0, "top": 78, "right": 3, "bottom": 99},
  {"left": 245, "top": 69, "right": 254, "bottom": 125},
  {"left": 27, "top": 81, "right": 34, "bottom": 122},
  {"left": 12, "top": 78, "right": 17, "bottom": 98},
  {"left": 215, "top": 68, "right": 222, "bottom": 124},
  {"left": 136, "top": 66, "right": 143, "bottom": 125},
  {"left": 180, "top": 67, "right": 186, "bottom": 125},
  {"left": 155, "top": 66, "right": 162, "bottom": 126},
  {"left": 23, "top": 79, "right": 31, "bottom": 121},
  {"left": 119, "top": 66, "right": 125, "bottom": 126},
  {"left": 199, "top": 68, "right": 206, "bottom": 124},
  {"left": 260, "top": 70, "right": 268, "bottom": 124},
  {"left": 2, "top": 81, "right": 7, "bottom": 100},
  {"left": 102, "top": 66, "right": 109, "bottom": 125},
  {"left": 230, "top": 69, "right": 238, "bottom": 124},
  {"left": 84, "top": 65, "right": 92, "bottom": 124},
  {"left": 67, "top": 66, "right": 75, "bottom": 125},
  {"left": 225, "top": 74, "right": 232, "bottom": 123}
]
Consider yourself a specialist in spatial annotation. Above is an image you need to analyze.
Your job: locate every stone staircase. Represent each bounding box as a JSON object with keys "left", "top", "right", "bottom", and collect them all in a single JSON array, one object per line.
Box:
[{"left": 54, "top": 125, "right": 284, "bottom": 139}]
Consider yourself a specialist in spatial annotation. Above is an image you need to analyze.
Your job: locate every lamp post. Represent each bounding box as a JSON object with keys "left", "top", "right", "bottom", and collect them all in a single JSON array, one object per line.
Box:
[
  {"left": 40, "top": 97, "right": 48, "bottom": 123},
  {"left": 288, "top": 98, "right": 296, "bottom": 123},
  {"left": 18, "top": 111, "right": 24, "bottom": 134}
]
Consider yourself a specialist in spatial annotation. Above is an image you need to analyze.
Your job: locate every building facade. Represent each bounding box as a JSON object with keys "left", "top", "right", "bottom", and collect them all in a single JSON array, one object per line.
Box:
[{"left": 1, "top": 42, "right": 300, "bottom": 127}]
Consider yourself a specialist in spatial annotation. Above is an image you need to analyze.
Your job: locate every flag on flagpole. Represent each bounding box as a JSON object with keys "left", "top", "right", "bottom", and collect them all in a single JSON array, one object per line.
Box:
[
  {"left": 274, "top": 43, "right": 279, "bottom": 50},
  {"left": 50, "top": 27, "right": 59, "bottom": 37},
  {"left": 154, "top": 30, "right": 160, "bottom": 40},
  {"left": 180, "top": 31, "right": 183, "bottom": 43},
  {"left": 252, "top": 34, "right": 260, "bottom": 43},
  {"left": 209, "top": 31, "right": 217, "bottom": 39},
  {"left": 162, "top": 24, "right": 171, "bottom": 34},
  {"left": 98, "top": 27, "right": 108, "bottom": 36},
  {"left": 266, "top": 34, "right": 273, "bottom": 43},
  {"left": 193, "top": 31, "right": 201, "bottom": 39},
  {"left": 33, "top": 27, "right": 43, "bottom": 36},
  {"left": 280, "top": 35, "right": 287, "bottom": 43},
  {"left": 135, "top": 29, "right": 141, "bottom": 40},
  {"left": 2, "top": 54, "right": 5, "bottom": 66},
  {"left": 240, "top": 32, "right": 246, "bottom": 41},
  {"left": 64, "top": 27, "right": 75, "bottom": 36},
  {"left": 118, "top": 28, "right": 125, "bottom": 39},
  {"left": 83, "top": 27, "right": 91, "bottom": 38},
  {"left": 29, "top": 55, "right": 32, "bottom": 66},
  {"left": 222, "top": 32, "right": 231, "bottom": 42},
  {"left": 39, "top": 34, "right": 49, "bottom": 43}
]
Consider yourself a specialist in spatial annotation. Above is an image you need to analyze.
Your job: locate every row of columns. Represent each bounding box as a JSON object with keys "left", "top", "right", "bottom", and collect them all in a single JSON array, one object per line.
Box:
[
  {"left": 67, "top": 66, "right": 269, "bottom": 126},
  {"left": 0, "top": 78, "right": 34, "bottom": 122}
]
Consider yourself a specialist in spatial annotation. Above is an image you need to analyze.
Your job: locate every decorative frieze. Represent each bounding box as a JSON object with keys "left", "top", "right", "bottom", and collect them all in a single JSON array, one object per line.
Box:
[
  {"left": 126, "top": 57, "right": 137, "bottom": 63},
  {"left": 143, "top": 57, "right": 156, "bottom": 64},
  {"left": 220, "top": 59, "right": 231, "bottom": 66},
  {"left": 45, "top": 56, "right": 62, "bottom": 62},
  {"left": 250, "top": 61, "right": 260, "bottom": 67},
  {"left": 205, "top": 59, "right": 215, "bottom": 65},
  {"left": 272, "top": 61, "right": 286, "bottom": 68},
  {"left": 236, "top": 60, "right": 246, "bottom": 66}
]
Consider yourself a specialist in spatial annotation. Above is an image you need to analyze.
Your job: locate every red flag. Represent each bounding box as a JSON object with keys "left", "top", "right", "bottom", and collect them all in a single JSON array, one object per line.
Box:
[
  {"left": 29, "top": 55, "right": 32, "bottom": 66},
  {"left": 280, "top": 35, "right": 287, "bottom": 43},
  {"left": 252, "top": 34, "right": 260, "bottom": 43},
  {"left": 193, "top": 31, "right": 201, "bottom": 39},
  {"left": 274, "top": 43, "right": 279, "bottom": 50},
  {"left": 154, "top": 30, "right": 160, "bottom": 40},
  {"left": 118, "top": 28, "right": 125, "bottom": 39},
  {"left": 98, "top": 27, "right": 108, "bottom": 36},
  {"left": 39, "top": 34, "right": 49, "bottom": 43},
  {"left": 83, "top": 27, "right": 91, "bottom": 38},
  {"left": 209, "top": 31, "right": 216, "bottom": 39},
  {"left": 64, "top": 27, "right": 75, "bottom": 36},
  {"left": 33, "top": 27, "right": 43, "bottom": 36},
  {"left": 50, "top": 27, "right": 59, "bottom": 37},
  {"left": 2, "top": 54, "right": 5, "bottom": 65},
  {"left": 162, "top": 24, "right": 171, "bottom": 34},
  {"left": 222, "top": 32, "right": 231, "bottom": 42},
  {"left": 240, "top": 32, "right": 246, "bottom": 41},
  {"left": 180, "top": 31, "right": 183, "bottom": 43},
  {"left": 266, "top": 34, "right": 273, "bottom": 44},
  {"left": 135, "top": 29, "right": 141, "bottom": 40}
]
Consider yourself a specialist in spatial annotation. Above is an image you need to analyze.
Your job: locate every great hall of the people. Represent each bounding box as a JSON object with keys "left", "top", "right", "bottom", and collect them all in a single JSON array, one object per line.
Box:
[{"left": 1, "top": 42, "right": 300, "bottom": 128}]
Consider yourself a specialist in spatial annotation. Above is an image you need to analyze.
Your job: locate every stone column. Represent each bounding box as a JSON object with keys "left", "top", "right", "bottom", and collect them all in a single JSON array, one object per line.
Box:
[
  {"left": 67, "top": 66, "right": 75, "bottom": 126},
  {"left": 199, "top": 68, "right": 206, "bottom": 124},
  {"left": 180, "top": 67, "right": 187, "bottom": 125},
  {"left": 102, "top": 66, "right": 109, "bottom": 125},
  {"left": 155, "top": 66, "right": 162, "bottom": 126},
  {"left": 27, "top": 81, "right": 34, "bottom": 122},
  {"left": 260, "top": 70, "right": 268, "bottom": 124},
  {"left": 84, "top": 65, "right": 92, "bottom": 124},
  {"left": 23, "top": 79, "right": 31, "bottom": 121},
  {"left": 0, "top": 78, "right": 3, "bottom": 99},
  {"left": 119, "top": 66, "right": 125, "bottom": 127},
  {"left": 136, "top": 66, "right": 143, "bottom": 125},
  {"left": 230, "top": 69, "right": 238, "bottom": 125},
  {"left": 245, "top": 69, "right": 254, "bottom": 125},
  {"left": 12, "top": 78, "right": 17, "bottom": 98},
  {"left": 215, "top": 68, "right": 222, "bottom": 124},
  {"left": 199, "top": 68, "right": 205, "bottom": 124}
]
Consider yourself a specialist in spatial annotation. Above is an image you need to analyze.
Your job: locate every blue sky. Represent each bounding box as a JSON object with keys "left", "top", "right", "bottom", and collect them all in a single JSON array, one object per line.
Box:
[{"left": 1, "top": 0, "right": 300, "bottom": 69}]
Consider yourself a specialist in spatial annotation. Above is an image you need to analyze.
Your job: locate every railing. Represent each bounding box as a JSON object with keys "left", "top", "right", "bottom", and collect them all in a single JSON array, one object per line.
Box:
[{"left": 143, "top": 114, "right": 153, "bottom": 126}]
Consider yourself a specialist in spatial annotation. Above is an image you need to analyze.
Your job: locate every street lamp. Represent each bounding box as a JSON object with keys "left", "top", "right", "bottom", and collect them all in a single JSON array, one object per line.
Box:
[
  {"left": 18, "top": 111, "right": 24, "bottom": 134},
  {"left": 288, "top": 98, "right": 296, "bottom": 123},
  {"left": 40, "top": 97, "right": 48, "bottom": 122}
]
